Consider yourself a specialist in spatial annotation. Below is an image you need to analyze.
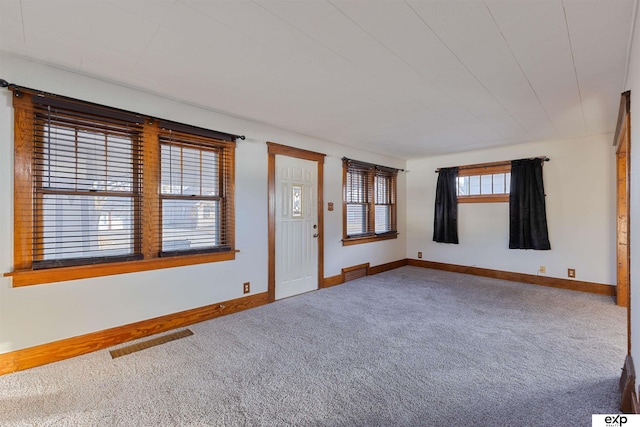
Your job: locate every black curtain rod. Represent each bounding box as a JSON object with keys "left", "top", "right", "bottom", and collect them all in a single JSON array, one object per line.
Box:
[
  {"left": 434, "top": 156, "right": 549, "bottom": 173},
  {"left": 342, "top": 157, "right": 405, "bottom": 172},
  {"left": 0, "top": 78, "right": 246, "bottom": 141}
]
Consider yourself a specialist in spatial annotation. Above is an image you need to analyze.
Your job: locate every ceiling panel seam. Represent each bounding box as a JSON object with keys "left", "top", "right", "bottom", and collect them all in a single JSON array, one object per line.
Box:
[
  {"left": 622, "top": 0, "right": 639, "bottom": 90},
  {"left": 562, "top": 0, "right": 587, "bottom": 133},
  {"left": 182, "top": 1, "right": 364, "bottom": 101},
  {"left": 130, "top": 0, "right": 178, "bottom": 69},
  {"left": 325, "top": 0, "right": 512, "bottom": 144},
  {"left": 405, "top": 0, "right": 530, "bottom": 139},
  {"left": 325, "top": 1, "right": 479, "bottom": 135},
  {"left": 483, "top": 1, "right": 555, "bottom": 133},
  {"left": 256, "top": 0, "right": 480, "bottom": 143},
  {"left": 19, "top": 0, "right": 26, "bottom": 47}
]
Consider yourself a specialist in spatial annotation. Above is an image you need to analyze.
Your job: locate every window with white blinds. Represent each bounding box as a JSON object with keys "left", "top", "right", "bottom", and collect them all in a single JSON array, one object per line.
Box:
[
  {"left": 10, "top": 88, "right": 238, "bottom": 283},
  {"left": 343, "top": 159, "right": 398, "bottom": 244}
]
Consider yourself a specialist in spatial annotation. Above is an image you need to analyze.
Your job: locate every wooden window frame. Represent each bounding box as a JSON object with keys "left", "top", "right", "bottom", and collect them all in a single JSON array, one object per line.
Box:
[
  {"left": 455, "top": 163, "right": 511, "bottom": 204},
  {"left": 158, "top": 130, "right": 235, "bottom": 257},
  {"left": 5, "top": 90, "right": 237, "bottom": 287},
  {"left": 342, "top": 159, "right": 398, "bottom": 246}
]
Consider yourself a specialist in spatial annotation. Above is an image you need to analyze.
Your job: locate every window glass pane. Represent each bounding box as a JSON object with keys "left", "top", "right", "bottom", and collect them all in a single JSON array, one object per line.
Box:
[
  {"left": 456, "top": 176, "right": 469, "bottom": 196},
  {"left": 160, "top": 140, "right": 228, "bottom": 254},
  {"left": 42, "top": 126, "right": 134, "bottom": 193},
  {"left": 506, "top": 172, "right": 511, "bottom": 192},
  {"left": 375, "top": 205, "right": 390, "bottom": 233},
  {"left": 161, "top": 145, "right": 182, "bottom": 195},
  {"left": 292, "top": 185, "right": 303, "bottom": 218},
  {"left": 181, "top": 147, "right": 200, "bottom": 196},
  {"left": 162, "top": 199, "right": 220, "bottom": 251},
  {"left": 106, "top": 134, "right": 133, "bottom": 188},
  {"left": 346, "top": 171, "right": 366, "bottom": 204},
  {"left": 480, "top": 175, "right": 492, "bottom": 194},
  {"left": 40, "top": 194, "right": 133, "bottom": 260},
  {"left": 469, "top": 175, "right": 481, "bottom": 195},
  {"left": 42, "top": 125, "right": 76, "bottom": 190},
  {"left": 76, "top": 130, "right": 106, "bottom": 191},
  {"left": 201, "top": 150, "right": 219, "bottom": 196},
  {"left": 492, "top": 173, "right": 505, "bottom": 194},
  {"left": 375, "top": 175, "right": 389, "bottom": 203},
  {"left": 346, "top": 204, "right": 366, "bottom": 235}
]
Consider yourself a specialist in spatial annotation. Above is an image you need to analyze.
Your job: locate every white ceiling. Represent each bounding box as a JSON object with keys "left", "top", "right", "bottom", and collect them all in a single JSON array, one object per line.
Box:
[{"left": 0, "top": 0, "right": 636, "bottom": 159}]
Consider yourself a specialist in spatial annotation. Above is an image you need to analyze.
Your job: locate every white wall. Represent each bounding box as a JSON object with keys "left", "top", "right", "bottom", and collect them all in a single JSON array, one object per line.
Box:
[
  {"left": 625, "top": 3, "right": 640, "bottom": 396},
  {"left": 406, "top": 135, "right": 616, "bottom": 285},
  {"left": 0, "top": 54, "right": 406, "bottom": 353}
]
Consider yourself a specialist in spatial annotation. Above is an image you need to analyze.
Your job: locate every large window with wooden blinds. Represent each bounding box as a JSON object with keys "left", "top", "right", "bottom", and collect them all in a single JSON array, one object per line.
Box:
[
  {"left": 6, "top": 87, "right": 239, "bottom": 287},
  {"left": 343, "top": 159, "right": 398, "bottom": 246},
  {"left": 30, "top": 96, "right": 144, "bottom": 268}
]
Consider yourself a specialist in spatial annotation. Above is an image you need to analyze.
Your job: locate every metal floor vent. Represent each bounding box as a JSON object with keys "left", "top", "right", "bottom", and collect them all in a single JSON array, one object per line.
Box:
[{"left": 109, "top": 329, "right": 194, "bottom": 359}]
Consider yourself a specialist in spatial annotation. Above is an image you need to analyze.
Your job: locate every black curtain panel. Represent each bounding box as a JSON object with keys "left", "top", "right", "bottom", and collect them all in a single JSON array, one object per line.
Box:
[
  {"left": 509, "top": 159, "right": 551, "bottom": 250},
  {"left": 433, "top": 167, "right": 459, "bottom": 244}
]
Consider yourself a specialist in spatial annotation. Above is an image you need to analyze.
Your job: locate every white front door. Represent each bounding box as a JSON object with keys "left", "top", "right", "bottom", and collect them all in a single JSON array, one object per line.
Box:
[{"left": 275, "top": 155, "right": 318, "bottom": 300}]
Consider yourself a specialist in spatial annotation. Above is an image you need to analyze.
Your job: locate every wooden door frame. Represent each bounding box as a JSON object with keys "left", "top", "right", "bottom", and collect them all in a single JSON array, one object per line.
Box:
[
  {"left": 614, "top": 91, "right": 631, "bottom": 353},
  {"left": 267, "top": 142, "right": 325, "bottom": 303}
]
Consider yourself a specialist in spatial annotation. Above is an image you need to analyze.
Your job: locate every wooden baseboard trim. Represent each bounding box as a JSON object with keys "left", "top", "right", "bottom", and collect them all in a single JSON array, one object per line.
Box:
[
  {"left": 369, "top": 259, "right": 408, "bottom": 276},
  {"left": 407, "top": 259, "right": 615, "bottom": 296},
  {"left": 0, "top": 292, "right": 268, "bottom": 376},
  {"left": 322, "top": 274, "right": 343, "bottom": 288}
]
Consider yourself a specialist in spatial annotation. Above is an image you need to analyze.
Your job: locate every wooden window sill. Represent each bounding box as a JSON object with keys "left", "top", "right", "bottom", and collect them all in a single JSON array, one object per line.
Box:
[
  {"left": 4, "top": 250, "right": 238, "bottom": 287},
  {"left": 458, "top": 195, "right": 509, "bottom": 203},
  {"left": 342, "top": 233, "right": 398, "bottom": 246}
]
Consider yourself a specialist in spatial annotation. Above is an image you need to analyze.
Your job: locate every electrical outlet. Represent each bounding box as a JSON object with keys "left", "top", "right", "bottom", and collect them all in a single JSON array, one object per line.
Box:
[
  {"left": 539, "top": 266, "right": 546, "bottom": 274},
  {"left": 568, "top": 269, "right": 576, "bottom": 278},
  {"left": 418, "top": 252, "right": 423, "bottom": 259},
  {"left": 243, "top": 282, "right": 250, "bottom": 294}
]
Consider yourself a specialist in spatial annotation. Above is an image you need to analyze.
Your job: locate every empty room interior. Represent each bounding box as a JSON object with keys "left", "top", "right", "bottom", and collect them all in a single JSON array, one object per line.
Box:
[{"left": 1, "top": 0, "right": 640, "bottom": 425}]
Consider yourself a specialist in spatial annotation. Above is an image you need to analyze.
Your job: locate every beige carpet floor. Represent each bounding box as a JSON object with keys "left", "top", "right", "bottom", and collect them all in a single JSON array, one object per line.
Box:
[{"left": 0, "top": 266, "right": 627, "bottom": 426}]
